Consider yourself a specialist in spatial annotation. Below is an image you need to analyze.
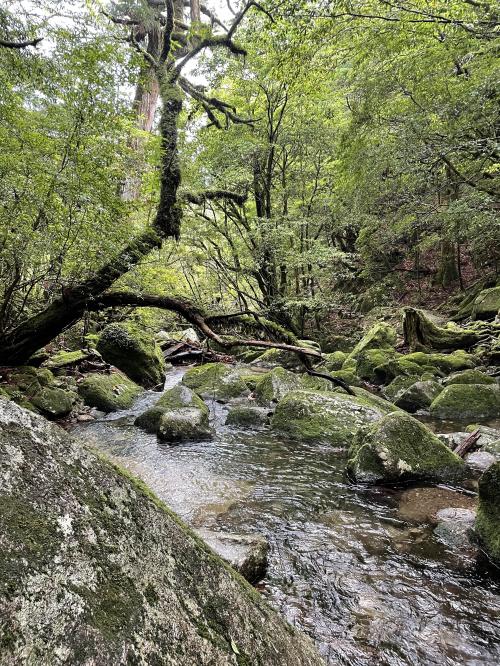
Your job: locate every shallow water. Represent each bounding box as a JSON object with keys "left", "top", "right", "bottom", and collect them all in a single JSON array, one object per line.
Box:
[{"left": 74, "top": 368, "right": 500, "bottom": 665}]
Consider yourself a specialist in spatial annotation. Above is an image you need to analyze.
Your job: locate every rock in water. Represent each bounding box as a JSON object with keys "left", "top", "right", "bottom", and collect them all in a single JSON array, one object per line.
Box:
[
  {"left": 0, "top": 398, "right": 322, "bottom": 665},
  {"left": 97, "top": 321, "right": 166, "bottom": 388},
  {"left": 135, "top": 384, "right": 212, "bottom": 442},
  {"left": 347, "top": 411, "right": 465, "bottom": 484},
  {"left": 78, "top": 372, "right": 142, "bottom": 412},
  {"left": 182, "top": 362, "right": 250, "bottom": 402},
  {"left": 475, "top": 461, "right": 500, "bottom": 566},
  {"left": 271, "top": 389, "right": 394, "bottom": 445},
  {"left": 195, "top": 529, "right": 269, "bottom": 583}
]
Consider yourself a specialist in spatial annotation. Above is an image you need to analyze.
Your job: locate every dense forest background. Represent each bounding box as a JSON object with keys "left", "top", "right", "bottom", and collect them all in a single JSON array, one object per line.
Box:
[{"left": 1, "top": 0, "right": 499, "bottom": 357}]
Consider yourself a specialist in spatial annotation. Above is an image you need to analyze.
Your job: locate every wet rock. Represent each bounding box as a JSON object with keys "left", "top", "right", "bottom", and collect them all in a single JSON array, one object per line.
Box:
[
  {"left": 466, "top": 450, "right": 497, "bottom": 473},
  {"left": 254, "top": 366, "right": 298, "bottom": 406},
  {"left": 475, "top": 461, "right": 500, "bottom": 565},
  {"left": 271, "top": 389, "right": 394, "bottom": 446},
  {"left": 395, "top": 380, "right": 443, "bottom": 413},
  {"left": 0, "top": 398, "right": 322, "bottom": 665},
  {"left": 430, "top": 384, "right": 500, "bottom": 420},
  {"left": 196, "top": 529, "right": 269, "bottom": 583},
  {"left": 97, "top": 321, "right": 166, "bottom": 388},
  {"left": 443, "top": 369, "right": 497, "bottom": 386},
  {"left": 182, "top": 362, "right": 250, "bottom": 402},
  {"left": 347, "top": 412, "right": 465, "bottom": 484},
  {"left": 157, "top": 327, "right": 200, "bottom": 345},
  {"left": 78, "top": 372, "right": 142, "bottom": 412},
  {"left": 226, "top": 404, "right": 270, "bottom": 428},
  {"left": 434, "top": 508, "right": 476, "bottom": 549},
  {"left": 136, "top": 384, "right": 212, "bottom": 442}
]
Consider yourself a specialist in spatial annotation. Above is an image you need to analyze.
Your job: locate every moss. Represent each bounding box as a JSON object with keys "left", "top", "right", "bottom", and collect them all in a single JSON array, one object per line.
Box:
[
  {"left": 404, "top": 350, "right": 476, "bottom": 373},
  {"left": 97, "top": 322, "right": 166, "bottom": 388},
  {"left": 226, "top": 405, "right": 269, "bottom": 427},
  {"left": 78, "top": 372, "right": 142, "bottom": 412},
  {"left": 44, "top": 349, "right": 90, "bottom": 369},
  {"left": 344, "top": 322, "right": 397, "bottom": 367},
  {"left": 402, "top": 307, "right": 479, "bottom": 351},
  {"left": 328, "top": 369, "right": 362, "bottom": 387},
  {"left": 347, "top": 411, "right": 465, "bottom": 484},
  {"left": 373, "top": 357, "right": 428, "bottom": 383},
  {"left": 182, "top": 362, "right": 249, "bottom": 402},
  {"left": 443, "top": 369, "right": 496, "bottom": 386},
  {"left": 430, "top": 384, "right": 500, "bottom": 420},
  {"left": 475, "top": 462, "right": 500, "bottom": 565},
  {"left": 355, "top": 348, "right": 396, "bottom": 381},
  {"left": 271, "top": 389, "right": 392, "bottom": 445},
  {"left": 31, "top": 387, "right": 74, "bottom": 419},
  {"left": 383, "top": 374, "right": 421, "bottom": 401},
  {"left": 235, "top": 370, "right": 267, "bottom": 391},
  {"left": 254, "top": 367, "right": 298, "bottom": 405},
  {"left": 322, "top": 351, "right": 347, "bottom": 371},
  {"left": 472, "top": 286, "right": 500, "bottom": 320},
  {"left": 394, "top": 380, "right": 443, "bottom": 413}
]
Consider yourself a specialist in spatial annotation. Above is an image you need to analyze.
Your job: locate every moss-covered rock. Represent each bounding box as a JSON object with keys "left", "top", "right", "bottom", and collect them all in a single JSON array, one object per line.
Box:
[
  {"left": 254, "top": 367, "right": 298, "bottom": 406},
  {"left": 430, "top": 384, "right": 500, "bottom": 420},
  {"left": 182, "top": 362, "right": 249, "bottom": 402},
  {"left": 328, "top": 370, "right": 363, "bottom": 387},
  {"left": 252, "top": 347, "right": 302, "bottom": 369},
  {"left": 78, "top": 372, "right": 142, "bottom": 413},
  {"left": 271, "top": 389, "right": 395, "bottom": 446},
  {"left": 44, "top": 349, "right": 95, "bottom": 370},
  {"left": 226, "top": 404, "right": 270, "bottom": 427},
  {"left": 355, "top": 348, "right": 396, "bottom": 381},
  {"left": 475, "top": 462, "right": 500, "bottom": 565},
  {"left": 97, "top": 322, "right": 166, "bottom": 388},
  {"left": 443, "top": 369, "right": 496, "bottom": 386},
  {"left": 373, "top": 357, "right": 430, "bottom": 383},
  {"left": 382, "top": 374, "right": 422, "bottom": 401},
  {"left": 135, "top": 384, "right": 212, "bottom": 442},
  {"left": 404, "top": 350, "right": 476, "bottom": 374},
  {"left": 0, "top": 398, "right": 323, "bottom": 665},
  {"left": 31, "top": 386, "right": 74, "bottom": 419},
  {"left": 344, "top": 322, "right": 397, "bottom": 365},
  {"left": 472, "top": 286, "right": 500, "bottom": 320},
  {"left": 395, "top": 380, "right": 443, "bottom": 413},
  {"left": 347, "top": 411, "right": 465, "bottom": 484},
  {"left": 323, "top": 351, "right": 347, "bottom": 371}
]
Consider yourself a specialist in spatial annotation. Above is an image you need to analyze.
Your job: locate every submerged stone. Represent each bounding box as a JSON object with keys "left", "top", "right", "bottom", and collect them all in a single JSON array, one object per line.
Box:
[
  {"left": 0, "top": 398, "right": 322, "bottom": 665},
  {"left": 78, "top": 372, "right": 142, "bottom": 413},
  {"left": 347, "top": 411, "right": 465, "bottom": 484},
  {"left": 430, "top": 384, "right": 500, "bottom": 420},
  {"left": 97, "top": 321, "right": 166, "bottom": 388},
  {"left": 195, "top": 529, "right": 269, "bottom": 583},
  {"left": 271, "top": 389, "right": 394, "bottom": 446}
]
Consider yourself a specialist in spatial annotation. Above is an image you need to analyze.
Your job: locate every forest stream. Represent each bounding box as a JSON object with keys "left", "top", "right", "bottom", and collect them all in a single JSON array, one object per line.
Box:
[{"left": 73, "top": 367, "right": 500, "bottom": 666}]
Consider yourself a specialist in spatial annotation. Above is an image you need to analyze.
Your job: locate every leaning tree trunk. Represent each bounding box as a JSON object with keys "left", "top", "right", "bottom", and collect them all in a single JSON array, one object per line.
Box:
[{"left": 0, "top": 83, "right": 184, "bottom": 366}]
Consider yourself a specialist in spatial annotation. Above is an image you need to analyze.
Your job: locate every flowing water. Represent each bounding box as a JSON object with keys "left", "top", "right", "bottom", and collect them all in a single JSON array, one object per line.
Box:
[{"left": 74, "top": 368, "right": 500, "bottom": 665}]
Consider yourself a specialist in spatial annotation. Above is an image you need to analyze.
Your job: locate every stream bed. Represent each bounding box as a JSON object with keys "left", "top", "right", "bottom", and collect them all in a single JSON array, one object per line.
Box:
[{"left": 74, "top": 368, "right": 500, "bottom": 665}]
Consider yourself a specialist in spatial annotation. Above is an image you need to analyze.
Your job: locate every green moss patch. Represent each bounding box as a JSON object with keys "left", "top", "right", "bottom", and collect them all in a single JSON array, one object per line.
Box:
[{"left": 78, "top": 372, "right": 142, "bottom": 412}]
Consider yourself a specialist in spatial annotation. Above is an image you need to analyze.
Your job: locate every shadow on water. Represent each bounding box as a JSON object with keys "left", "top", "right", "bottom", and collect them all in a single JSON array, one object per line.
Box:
[{"left": 73, "top": 368, "right": 500, "bottom": 665}]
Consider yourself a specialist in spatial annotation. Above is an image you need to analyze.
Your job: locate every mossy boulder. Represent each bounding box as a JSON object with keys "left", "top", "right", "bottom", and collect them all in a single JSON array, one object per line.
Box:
[
  {"left": 271, "top": 389, "right": 395, "bottom": 446},
  {"left": 355, "top": 348, "right": 396, "bottom": 381},
  {"left": 475, "top": 462, "right": 500, "bottom": 565},
  {"left": 373, "top": 357, "right": 430, "bottom": 383},
  {"left": 97, "top": 322, "right": 166, "bottom": 388},
  {"left": 395, "top": 380, "right": 443, "bottom": 413},
  {"left": 31, "top": 386, "right": 74, "bottom": 419},
  {"left": 44, "top": 349, "right": 96, "bottom": 371},
  {"left": 226, "top": 404, "right": 270, "bottom": 428},
  {"left": 443, "top": 369, "right": 496, "bottom": 386},
  {"left": 472, "top": 286, "right": 500, "bottom": 320},
  {"left": 347, "top": 411, "right": 465, "bottom": 484},
  {"left": 253, "top": 347, "right": 302, "bottom": 369},
  {"left": 0, "top": 398, "right": 323, "bottom": 665},
  {"left": 323, "top": 351, "right": 347, "bottom": 371},
  {"left": 404, "top": 350, "right": 476, "bottom": 374},
  {"left": 78, "top": 372, "right": 142, "bottom": 413},
  {"left": 182, "top": 362, "right": 249, "bottom": 402},
  {"left": 430, "top": 384, "right": 500, "bottom": 420},
  {"left": 254, "top": 367, "right": 298, "bottom": 406},
  {"left": 344, "top": 322, "right": 397, "bottom": 364},
  {"left": 135, "top": 384, "right": 211, "bottom": 442},
  {"left": 383, "top": 374, "right": 422, "bottom": 401}
]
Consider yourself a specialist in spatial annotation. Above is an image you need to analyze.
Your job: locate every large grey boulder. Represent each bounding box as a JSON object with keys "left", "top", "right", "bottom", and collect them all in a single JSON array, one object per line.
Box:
[
  {"left": 394, "top": 380, "right": 443, "bottom": 413},
  {"left": 0, "top": 398, "right": 322, "bottom": 665}
]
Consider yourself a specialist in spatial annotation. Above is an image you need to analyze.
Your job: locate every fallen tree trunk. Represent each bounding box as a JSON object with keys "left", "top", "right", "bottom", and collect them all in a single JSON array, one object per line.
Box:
[
  {"left": 403, "top": 307, "right": 480, "bottom": 352},
  {"left": 453, "top": 429, "right": 481, "bottom": 458}
]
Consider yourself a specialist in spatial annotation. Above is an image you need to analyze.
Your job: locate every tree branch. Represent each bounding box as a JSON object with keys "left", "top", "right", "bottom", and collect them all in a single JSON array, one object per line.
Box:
[
  {"left": 180, "top": 189, "right": 247, "bottom": 205},
  {"left": 0, "top": 37, "right": 43, "bottom": 49}
]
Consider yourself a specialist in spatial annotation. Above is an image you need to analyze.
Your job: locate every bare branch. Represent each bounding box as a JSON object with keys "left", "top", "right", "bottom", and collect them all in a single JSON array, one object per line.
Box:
[
  {"left": 180, "top": 189, "right": 247, "bottom": 205},
  {"left": 173, "top": 35, "right": 246, "bottom": 77}
]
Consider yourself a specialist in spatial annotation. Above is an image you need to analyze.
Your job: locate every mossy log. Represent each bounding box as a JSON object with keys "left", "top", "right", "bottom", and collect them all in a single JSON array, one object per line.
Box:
[{"left": 402, "top": 307, "right": 480, "bottom": 352}]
